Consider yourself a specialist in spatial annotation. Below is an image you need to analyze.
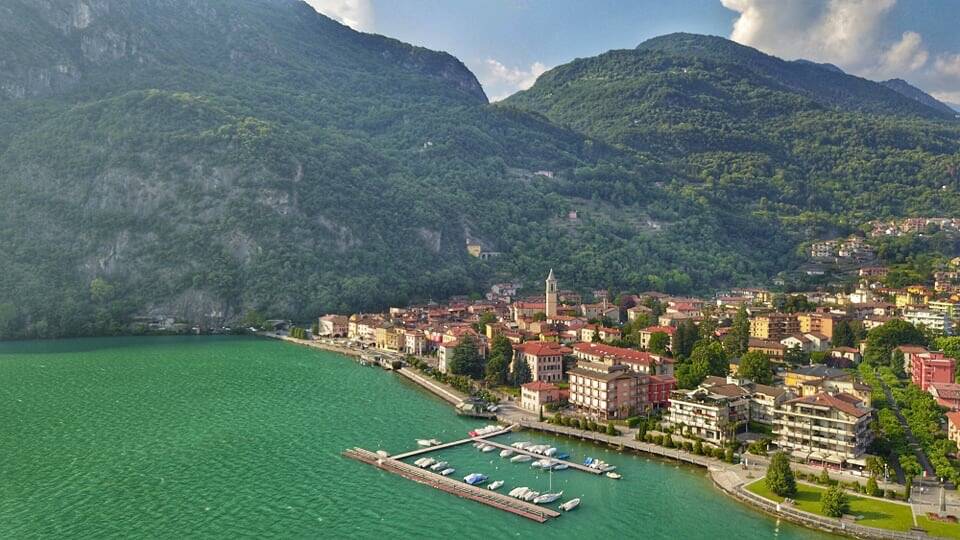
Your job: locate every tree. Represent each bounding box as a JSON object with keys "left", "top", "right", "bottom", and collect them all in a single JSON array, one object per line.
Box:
[
  {"left": 865, "top": 475, "right": 879, "bottom": 497},
  {"left": 241, "top": 309, "right": 267, "bottom": 330},
  {"left": 690, "top": 341, "right": 728, "bottom": 377},
  {"left": 864, "top": 319, "right": 927, "bottom": 366},
  {"left": 765, "top": 452, "right": 797, "bottom": 497},
  {"left": 738, "top": 351, "right": 773, "bottom": 384},
  {"left": 648, "top": 331, "right": 671, "bottom": 354},
  {"left": 935, "top": 336, "right": 960, "bottom": 361},
  {"left": 821, "top": 484, "right": 849, "bottom": 518},
  {"left": 676, "top": 359, "right": 709, "bottom": 389},
  {"left": 475, "top": 312, "right": 497, "bottom": 333},
  {"left": 449, "top": 336, "right": 484, "bottom": 379},
  {"left": 730, "top": 305, "right": 750, "bottom": 355},
  {"left": 832, "top": 320, "right": 855, "bottom": 348},
  {"left": 512, "top": 355, "right": 532, "bottom": 386},
  {"left": 484, "top": 352, "right": 510, "bottom": 385},
  {"left": 783, "top": 344, "right": 808, "bottom": 365},
  {"left": 532, "top": 312, "right": 547, "bottom": 322},
  {"left": 675, "top": 319, "right": 698, "bottom": 359}
]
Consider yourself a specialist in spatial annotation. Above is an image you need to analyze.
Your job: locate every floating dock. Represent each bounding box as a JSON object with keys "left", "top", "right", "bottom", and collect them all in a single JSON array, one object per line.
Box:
[
  {"left": 477, "top": 439, "right": 604, "bottom": 475},
  {"left": 344, "top": 447, "right": 561, "bottom": 523},
  {"left": 390, "top": 424, "right": 516, "bottom": 460}
]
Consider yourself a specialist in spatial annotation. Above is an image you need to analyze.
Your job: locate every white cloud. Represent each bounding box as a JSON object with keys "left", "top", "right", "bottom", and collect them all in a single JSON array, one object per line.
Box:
[
  {"left": 303, "top": 0, "right": 373, "bottom": 32},
  {"left": 721, "top": 0, "right": 960, "bottom": 107},
  {"left": 478, "top": 59, "right": 549, "bottom": 101},
  {"left": 876, "top": 31, "right": 929, "bottom": 78}
]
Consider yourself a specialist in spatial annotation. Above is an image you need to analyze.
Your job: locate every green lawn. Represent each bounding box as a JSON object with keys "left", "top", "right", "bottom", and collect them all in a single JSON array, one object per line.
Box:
[
  {"left": 746, "top": 479, "right": 915, "bottom": 532},
  {"left": 917, "top": 516, "right": 960, "bottom": 539}
]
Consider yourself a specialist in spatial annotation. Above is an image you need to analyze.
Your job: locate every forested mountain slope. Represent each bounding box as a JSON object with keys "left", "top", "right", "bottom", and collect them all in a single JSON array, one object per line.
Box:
[
  {"left": 1, "top": 10, "right": 956, "bottom": 339},
  {"left": 503, "top": 33, "right": 960, "bottom": 233}
]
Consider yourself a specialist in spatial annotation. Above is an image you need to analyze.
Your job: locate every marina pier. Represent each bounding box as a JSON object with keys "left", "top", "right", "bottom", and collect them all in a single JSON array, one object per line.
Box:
[{"left": 344, "top": 447, "right": 562, "bottom": 523}]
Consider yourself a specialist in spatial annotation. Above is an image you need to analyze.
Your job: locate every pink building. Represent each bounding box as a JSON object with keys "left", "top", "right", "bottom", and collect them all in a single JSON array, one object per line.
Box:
[
  {"left": 911, "top": 352, "right": 956, "bottom": 391},
  {"left": 929, "top": 382, "right": 960, "bottom": 411}
]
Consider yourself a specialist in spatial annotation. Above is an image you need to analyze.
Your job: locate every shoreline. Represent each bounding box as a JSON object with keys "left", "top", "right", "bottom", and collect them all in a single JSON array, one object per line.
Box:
[{"left": 269, "top": 334, "right": 929, "bottom": 539}]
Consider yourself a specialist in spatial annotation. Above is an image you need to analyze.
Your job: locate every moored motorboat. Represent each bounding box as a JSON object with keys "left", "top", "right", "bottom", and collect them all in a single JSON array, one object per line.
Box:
[
  {"left": 419, "top": 458, "right": 436, "bottom": 468},
  {"left": 559, "top": 498, "right": 581, "bottom": 512},
  {"left": 487, "top": 480, "right": 505, "bottom": 491},
  {"left": 544, "top": 447, "right": 557, "bottom": 457},
  {"left": 428, "top": 439, "right": 442, "bottom": 446},
  {"left": 606, "top": 472, "right": 622, "bottom": 480},
  {"left": 511, "top": 441, "right": 531, "bottom": 449},
  {"left": 552, "top": 463, "right": 569, "bottom": 471},
  {"left": 510, "top": 454, "right": 532, "bottom": 463},
  {"left": 481, "top": 445, "right": 496, "bottom": 453},
  {"left": 499, "top": 449, "right": 514, "bottom": 458},
  {"left": 522, "top": 490, "right": 540, "bottom": 502},
  {"left": 416, "top": 439, "right": 434, "bottom": 447},
  {"left": 533, "top": 491, "right": 563, "bottom": 504},
  {"left": 555, "top": 452, "right": 570, "bottom": 460},
  {"left": 463, "top": 473, "right": 488, "bottom": 485},
  {"left": 414, "top": 458, "right": 428, "bottom": 467},
  {"left": 375, "top": 450, "right": 389, "bottom": 458},
  {"left": 429, "top": 461, "right": 448, "bottom": 471},
  {"left": 440, "top": 468, "right": 455, "bottom": 476}
]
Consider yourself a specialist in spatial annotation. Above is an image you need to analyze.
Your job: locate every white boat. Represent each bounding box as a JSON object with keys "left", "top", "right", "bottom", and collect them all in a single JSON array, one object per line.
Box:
[
  {"left": 544, "top": 447, "right": 557, "bottom": 457},
  {"left": 473, "top": 442, "right": 485, "bottom": 448},
  {"left": 416, "top": 439, "right": 434, "bottom": 447},
  {"left": 533, "top": 491, "right": 563, "bottom": 504},
  {"left": 428, "top": 439, "right": 442, "bottom": 446},
  {"left": 499, "top": 449, "right": 514, "bottom": 458},
  {"left": 375, "top": 450, "right": 389, "bottom": 458},
  {"left": 508, "top": 487, "right": 525, "bottom": 497},
  {"left": 552, "top": 463, "right": 569, "bottom": 471},
  {"left": 440, "top": 468, "right": 455, "bottom": 476},
  {"left": 429, "top": 461, "right": 448, "bottom": 471},
  {"left": 601, "top": 465, "right": 617, "bottom": 472},
  {"left": 414, "top": 458, "right": 428, "bottom": 467},
  {"left": 487, "top": 480, "right": 505, "bottom": 491},
  {"left": 481, "top": 445, "right": 496, "bottom": 453},
  {"left": 510, "top": 455, "right": 532, "bottom": 463},
  {"left": 419, "top": 458, "right": 436, "bottom": 468},
  {"left": 531, "top": 459, "right": 553, "bottom": 469},
  {"left": 511, "top": 441, "right": 531, "bottom": 449},
  {"left": 511, "top": 487, "right": 530, "bottom": 499},
  {"left": 559, "top": 498, "right": 581, "bottom": 512},
  {"left": 522, "top": 491, "right": 540, "bottom": 502},
  {"left": 606, "top": 472, "right": 622, "bottom": 480}
]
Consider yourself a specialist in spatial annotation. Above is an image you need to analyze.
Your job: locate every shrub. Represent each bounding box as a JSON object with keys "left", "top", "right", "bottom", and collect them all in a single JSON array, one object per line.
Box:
[
  {"left": 606, "top": 422, "right": 619, "bottom": 436},
  {"left": 626, "top": 416, "right": 642, "bottom": 428},
  {"left": 884, "top": 489, "right": 897, "bottom": 500},
  {"left": 724, "top": 448, "right": 735, "bottom": 463},
  {"left": 693, "top": 440, "right": 703, "bottom": 455},
  {"left": 683, "top": 441, "right": 693, "bottom": 452},
  {"left": 818, "top": 469, "right": 831, "bottom": 486},
  {"left": 821, "top": 485, "right": 849, "bottom": 518},
  {"left": 664, "top": 434, "right": 675, "bottom": 448},
  {"left": 654, "top": 435, "right": 664, "bottom": 446}
]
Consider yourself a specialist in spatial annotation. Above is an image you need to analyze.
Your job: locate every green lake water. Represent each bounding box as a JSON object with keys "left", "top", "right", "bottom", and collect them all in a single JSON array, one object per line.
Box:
[{"left": 0, "top": 336, "right": 834, "bottom": 539}]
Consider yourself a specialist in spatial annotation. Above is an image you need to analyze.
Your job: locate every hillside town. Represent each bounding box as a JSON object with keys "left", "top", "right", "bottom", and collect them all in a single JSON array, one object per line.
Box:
[{"left": 305, "top": 266, "right": 960, "bottom": 486}]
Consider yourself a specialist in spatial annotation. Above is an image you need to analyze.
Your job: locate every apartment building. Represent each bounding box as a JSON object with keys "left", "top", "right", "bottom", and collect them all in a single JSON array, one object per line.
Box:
[
  {"left": 513, "top": 341, "right": 571, "bottom": 383},
  {"left": 667, "top": 382, "right": 751, "bottom": 445},
  {"left": 750, "top": 313, "right": 799, "bottom": 341},
  {"left": 911, "top": 352, "right": 957, "bottom": 391},
  {"left": 773, "top": 392, "right": 874, "bottom": 465}
]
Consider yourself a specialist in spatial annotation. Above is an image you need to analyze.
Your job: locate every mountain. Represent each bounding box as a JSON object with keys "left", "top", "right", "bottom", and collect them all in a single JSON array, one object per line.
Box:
[
  {"left": 503, "top": 32, "right": 960, "bottom": 225},
  {"left": 881, "top": 78, "right": 958, "bottom": 117},
  {"left": 0, "top": 1, "right": 754, "bottom": 339},
  {"left": 2, "top": 14, "right": 958, "bottom": 339}
]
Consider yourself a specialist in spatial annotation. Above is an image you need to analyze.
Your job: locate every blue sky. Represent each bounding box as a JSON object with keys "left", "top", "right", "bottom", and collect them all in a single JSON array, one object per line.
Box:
[{"left": 306, "top": 0, "right": 960, "bottom": 105}]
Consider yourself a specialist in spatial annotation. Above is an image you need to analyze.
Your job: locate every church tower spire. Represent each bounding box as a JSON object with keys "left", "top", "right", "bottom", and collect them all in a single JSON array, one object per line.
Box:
[{"left": 545, "top": 269, "right": 558, "bottom": 318}]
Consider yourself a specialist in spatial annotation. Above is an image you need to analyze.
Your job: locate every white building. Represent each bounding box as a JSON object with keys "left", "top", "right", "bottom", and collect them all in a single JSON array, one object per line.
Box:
[{"left": 903, "top": 308, "right": 953, "bottom": 335}]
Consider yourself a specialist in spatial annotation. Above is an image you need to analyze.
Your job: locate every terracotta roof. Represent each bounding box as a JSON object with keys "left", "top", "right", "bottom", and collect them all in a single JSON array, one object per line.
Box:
[
  {"left": 753, "top": 384, "right": 787, "bottom": 398},
  {"left": 522, "top": 381, "right": 559, "bottom": 392},
  {"left": 515, "top": 341, "right": 571, "bottom": 357},
  {"left": 947, "top": 411, "right": 960, "bottom": 427},
  {"left": 572, "top": 342, "right": 671, "bottom": 366},
  {"left": 930, "top": 382, "right": 960, "bottom": 400},
  {"left": 784, "top": 392, "right": 871, "bottom": 418},
  {"left": 896, "top": 345, "right": 929, "bottom": 354},
  {"left": 642, "top": 325, "right": 676, "bottom": 335}
]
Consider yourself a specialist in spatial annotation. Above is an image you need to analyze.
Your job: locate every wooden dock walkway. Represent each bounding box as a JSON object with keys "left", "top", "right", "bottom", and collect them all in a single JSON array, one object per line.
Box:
[
  {"left": 478, "top": 439, "right": 604, "bottom": 475},
  {"left": 391, "top": 424, "right": 517, "bottom": 461},
  {"left": 344, "top": 447, "right": 561, "bottom": 523}
]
